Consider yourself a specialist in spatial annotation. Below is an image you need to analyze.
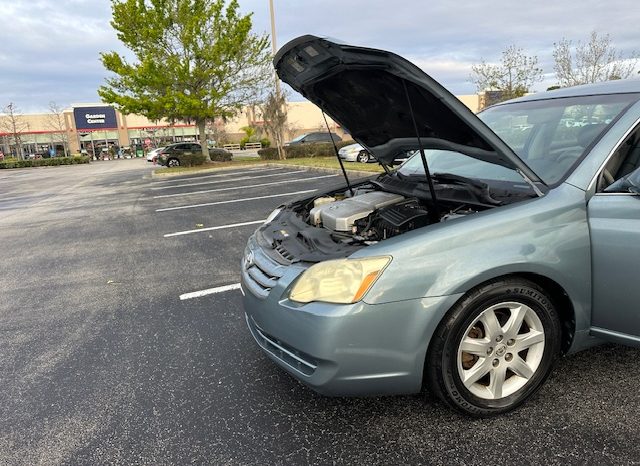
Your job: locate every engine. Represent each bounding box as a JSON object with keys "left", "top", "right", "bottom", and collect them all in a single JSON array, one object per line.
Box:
[{"left": 306, "top": 190, "right": 432, "bottom": 241}]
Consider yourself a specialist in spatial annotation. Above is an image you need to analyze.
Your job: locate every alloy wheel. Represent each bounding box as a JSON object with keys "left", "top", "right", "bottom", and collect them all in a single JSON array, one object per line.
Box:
[{"left": 456, "top": 301, "right": 545, "bottom": 400}]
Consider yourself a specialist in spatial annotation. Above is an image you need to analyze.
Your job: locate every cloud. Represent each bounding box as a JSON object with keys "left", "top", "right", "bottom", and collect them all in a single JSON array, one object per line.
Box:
[{"left": 1, "top": 0, "right": 638, "bottom": 112}]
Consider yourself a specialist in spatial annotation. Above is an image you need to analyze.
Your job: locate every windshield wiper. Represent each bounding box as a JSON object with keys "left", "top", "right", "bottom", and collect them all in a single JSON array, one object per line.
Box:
[
  {"left": 432, "top": 172, "right": 489, "bottom": 191},
  {"left": 397, "top": 171, "right": 486, "bottom": 190},
  {"left": 432, "top": 172, "right": 504, "bottom": 205}
]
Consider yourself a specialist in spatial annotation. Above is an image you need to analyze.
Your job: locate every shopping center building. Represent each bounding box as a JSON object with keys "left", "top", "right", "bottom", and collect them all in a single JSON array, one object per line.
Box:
[{"left": 0, "top": 96, "right": 481, "bottom": 157}]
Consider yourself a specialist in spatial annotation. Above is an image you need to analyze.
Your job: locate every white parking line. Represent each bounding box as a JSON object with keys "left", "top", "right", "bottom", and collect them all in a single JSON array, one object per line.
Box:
[
  {"left": 151, "top": 169, "right": 306, "bottom": 190},
  {"left": 179, "top": 283, "right": 241, "bottom": 300},
  {"left": 164, "top": 219, "right": 264, "bottom": 237},
  {"left": 152, "top": 173, "right": 338, "bottom": 199},
  {"left": 151, "top": 167, "right": 284, "bottom": 184},
  {"left": 156, "top": 189, "right": 317, "bottom": 212}
]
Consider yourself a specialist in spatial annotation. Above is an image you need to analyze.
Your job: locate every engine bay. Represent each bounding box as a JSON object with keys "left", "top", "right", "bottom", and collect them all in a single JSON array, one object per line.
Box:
[
  {"left": 257, "top": 182, "right": 486, "bottom": 263},
  {"left": 301, "top": 186, "right": 478, "bottom": 242}
]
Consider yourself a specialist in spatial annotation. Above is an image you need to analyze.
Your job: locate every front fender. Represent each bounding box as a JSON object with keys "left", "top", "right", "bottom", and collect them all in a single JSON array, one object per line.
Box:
[{"left": 357, "top": 183, "right": 592, "bottom": 332}]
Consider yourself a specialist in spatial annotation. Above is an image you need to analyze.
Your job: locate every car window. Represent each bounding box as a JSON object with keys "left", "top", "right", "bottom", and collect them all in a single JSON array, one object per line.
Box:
[
  {"left": 290, "top": 134, "right": 308, "bottom": 143},
  {"left": 190, "top": 143, "right": 201, "bottom": 151},
  {"left": 597, "top": 125, "right": 640, "bottom": 192},
  {"left": 479, "top": 93, "right": 640, "bottom": 186}
]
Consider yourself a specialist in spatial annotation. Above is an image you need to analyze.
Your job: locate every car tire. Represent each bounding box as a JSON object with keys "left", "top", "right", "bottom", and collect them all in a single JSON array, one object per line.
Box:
[
  {"left": 167, "top": 158, "right": 180, "bottom": 167},
  {"left": 426, "top": 278, "right": 561, "bottom": 417},
  {"left": 357, "top": 151, "right": 370, "bottom": 163}
]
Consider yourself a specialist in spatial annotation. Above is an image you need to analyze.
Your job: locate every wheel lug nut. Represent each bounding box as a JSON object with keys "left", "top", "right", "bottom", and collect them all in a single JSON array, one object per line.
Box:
[
  {"left": 507, "top": 339, "right": 515, "bottom": 346},
  {"left": 496, "top": 335, "right": 503, "bottom": 343},
  {"left": 487, "top": 347, "right": 493, "bottom": 355},
  {"left": 492, "top": 359, "right": 499, "bottom": 367},
  {"left": 505, "top": 353, "right": 513, "bottom": 362}
]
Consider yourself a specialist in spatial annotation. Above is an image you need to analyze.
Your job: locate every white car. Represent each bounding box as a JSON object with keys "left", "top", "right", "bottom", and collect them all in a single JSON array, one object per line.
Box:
[
  {"left": 337, "top": 143, "right": 375, "bottom": 163},
  {"left": 146, "top": 147, "right": 165, "bottom": 162}
]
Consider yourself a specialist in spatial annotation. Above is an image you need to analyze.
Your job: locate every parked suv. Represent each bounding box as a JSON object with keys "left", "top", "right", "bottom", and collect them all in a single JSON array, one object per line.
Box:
[
  {"left": 157, "top": 142, "right": 231, "bottom": 167},
  {"left": 285, "top": 132, "right": 342, "bottom": 146}
]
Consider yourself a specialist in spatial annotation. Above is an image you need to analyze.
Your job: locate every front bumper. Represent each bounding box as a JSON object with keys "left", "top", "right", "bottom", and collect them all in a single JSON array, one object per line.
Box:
[
  {"left": 338, "top": 151, "right": 358, "bottom": 162},
  {"left": 241, "top": 235, "right": 462, "bottom": 396}
]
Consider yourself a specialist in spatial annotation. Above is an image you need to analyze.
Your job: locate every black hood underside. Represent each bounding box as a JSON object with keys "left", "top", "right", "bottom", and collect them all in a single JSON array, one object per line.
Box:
[{"left": 274, "top": 35, "right": 543, "bottom": 185}]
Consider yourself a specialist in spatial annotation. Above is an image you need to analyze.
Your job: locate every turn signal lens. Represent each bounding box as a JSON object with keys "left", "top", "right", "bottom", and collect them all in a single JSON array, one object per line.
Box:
[{"left": 289, "top": 256, "right": 391, "bottom": 304}]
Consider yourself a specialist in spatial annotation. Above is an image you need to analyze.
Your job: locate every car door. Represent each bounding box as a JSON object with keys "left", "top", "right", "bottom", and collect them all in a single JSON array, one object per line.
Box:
[
  {"left": 180, "top": 143, "right": 194, "bottom": 155},
  {"left": 588, "top": 124, "right": 640, "bottom": 346},
  {"left": 170, "top": 143, "right": 187, "bottom": 155}
]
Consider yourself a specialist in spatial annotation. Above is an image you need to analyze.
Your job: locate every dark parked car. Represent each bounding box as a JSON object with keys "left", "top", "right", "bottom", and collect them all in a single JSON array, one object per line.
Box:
[
  {"left": 240, "top": 35, "right": 640, "bottom": 416},
  {"left": 157, "top": 143, "right": 232, "bottom": 167},
  {"left": 285, "top": 131, "right": 342, "bottom": 146}
]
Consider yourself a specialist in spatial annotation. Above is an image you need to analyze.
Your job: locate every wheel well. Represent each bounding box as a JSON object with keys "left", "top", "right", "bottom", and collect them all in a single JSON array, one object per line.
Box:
[
  {"left": 421, "top": 272, "right": 576, "bottom": 390},
  {"left": 517, "top": 273, "right": 575, "bottom": 354}
]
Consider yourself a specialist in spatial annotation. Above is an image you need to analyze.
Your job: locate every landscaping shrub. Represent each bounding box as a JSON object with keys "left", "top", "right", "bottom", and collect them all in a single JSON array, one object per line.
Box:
[
  {"left": 0, "top": 156, "right": 90, "bottom": 169},
  {"left": 175, "top": 153, "right": 207, "bottom": 167},
  {"left": 257, "top": 147, "right": 279, "bottom": 160},
  {"left": 209, "top": 149, "right": 232, "bottom": 162},
  {"left": 258, "top": 140, "right": 355, "bottom": 160}
]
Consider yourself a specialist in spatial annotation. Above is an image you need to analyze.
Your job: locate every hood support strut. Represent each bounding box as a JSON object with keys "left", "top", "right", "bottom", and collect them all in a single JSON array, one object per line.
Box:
[
  {"left": 402, "top": 79, "right": 440, "bottom": 221},
  {"left": 323, "top": 111, "right": 354, "bottom": 196}
]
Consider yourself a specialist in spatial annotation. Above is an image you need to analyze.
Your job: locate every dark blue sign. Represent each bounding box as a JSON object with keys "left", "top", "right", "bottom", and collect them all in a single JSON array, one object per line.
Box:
[{"left": 73, "top": 106, "right": 117, "bottom": 130}]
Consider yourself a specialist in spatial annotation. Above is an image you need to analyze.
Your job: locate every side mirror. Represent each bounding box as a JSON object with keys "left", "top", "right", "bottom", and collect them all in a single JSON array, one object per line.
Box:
[{"left": 604, "top": 167, "right": 640, "bottom": 194}]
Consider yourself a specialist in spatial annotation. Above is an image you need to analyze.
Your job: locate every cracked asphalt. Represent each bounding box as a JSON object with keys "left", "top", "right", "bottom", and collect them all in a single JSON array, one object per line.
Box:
[{"left": 0, "top": 159, "right": 638, "bottom": 465}]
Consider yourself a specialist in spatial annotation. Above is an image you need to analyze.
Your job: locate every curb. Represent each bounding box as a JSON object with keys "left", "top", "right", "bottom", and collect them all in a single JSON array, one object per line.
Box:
[
  {"left": 151, "top": 162, "right": 270, "bottom": 179},
  {"left": 151, "top": 161, "right": 382, "bottom": 180},
  {"left": 264, "top": 163, "right": 381, "bottom": 179}
]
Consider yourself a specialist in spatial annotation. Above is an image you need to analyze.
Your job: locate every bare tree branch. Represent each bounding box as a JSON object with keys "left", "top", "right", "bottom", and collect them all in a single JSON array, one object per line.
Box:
[
  {"left": 0, "top": 103, "right": 29, "bottom": 160},
  {"left": 46, "top": 102, "right": 69, "bottom": 156},
  {"left": 553, "top": 31, "right": 639, "bottom": 87},
  {"left": 470, "top": 45, "right": 543, "bottom": 107}
]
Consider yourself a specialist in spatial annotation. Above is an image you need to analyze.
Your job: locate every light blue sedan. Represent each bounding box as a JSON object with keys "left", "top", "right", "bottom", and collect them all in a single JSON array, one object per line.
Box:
[{"left": 241, "top": 35, "right": 640, "bottom": 416}]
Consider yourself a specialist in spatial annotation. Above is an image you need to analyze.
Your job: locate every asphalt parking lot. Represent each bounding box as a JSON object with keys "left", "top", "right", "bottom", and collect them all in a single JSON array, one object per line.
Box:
[{"left": 1, "top": 159, "right": 639, "bottom": 465}]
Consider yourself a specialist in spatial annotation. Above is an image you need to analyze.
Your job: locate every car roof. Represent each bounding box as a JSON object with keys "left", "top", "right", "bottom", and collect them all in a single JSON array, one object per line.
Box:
[{"left": 498, "top": 78, "right": 640, "bottom": 105}]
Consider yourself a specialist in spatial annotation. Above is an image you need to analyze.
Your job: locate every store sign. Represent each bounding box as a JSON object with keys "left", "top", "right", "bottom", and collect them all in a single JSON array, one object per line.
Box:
[{"left": 73, "top": 106, "right": 117, "bottom": 130}]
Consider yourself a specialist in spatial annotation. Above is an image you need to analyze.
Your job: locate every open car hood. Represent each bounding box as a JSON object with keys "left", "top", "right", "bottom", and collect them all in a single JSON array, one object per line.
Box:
[{"left": 274, "top": 35, "right": 543, "bottom": 185}]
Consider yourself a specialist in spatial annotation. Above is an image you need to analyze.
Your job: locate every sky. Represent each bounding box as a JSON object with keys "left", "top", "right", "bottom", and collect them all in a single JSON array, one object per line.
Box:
[{"left": 0, "top": 0, "right": 638, "bottom": 113}]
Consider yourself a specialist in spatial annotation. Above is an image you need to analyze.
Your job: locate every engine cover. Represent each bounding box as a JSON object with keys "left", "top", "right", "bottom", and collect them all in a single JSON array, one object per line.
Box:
[{"left": 310, "top": 191, "right": 404, "bottom": 231}]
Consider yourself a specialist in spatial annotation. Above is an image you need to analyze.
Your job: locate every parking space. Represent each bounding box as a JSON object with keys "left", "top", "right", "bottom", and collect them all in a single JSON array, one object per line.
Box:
[
  {"left": 1, "top": 160, "right": 639, "bottom": 464},
  {"left": 147, "top": 166, "right": 350, "bottom": 300}
]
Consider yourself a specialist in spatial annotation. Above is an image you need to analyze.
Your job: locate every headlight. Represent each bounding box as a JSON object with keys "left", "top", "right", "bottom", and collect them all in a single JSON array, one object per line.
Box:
[
  {"left": 289, "top": 256, "right": 391, "bottom": 304},
  {"left": 265, "top": 207, "right": 282, "bottom": 224}
]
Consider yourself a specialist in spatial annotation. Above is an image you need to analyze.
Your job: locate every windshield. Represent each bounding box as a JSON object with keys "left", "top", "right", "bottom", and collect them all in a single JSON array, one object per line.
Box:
[
  {"left": 478, "top": 93, "right": 640, "bottom": 185},
  {"left": 397, "top": 149, "right": 523, "bottom": 183},
  {"left": 398, "top": 93, "right": 639, "bottom": 186},
  {"left": 289, "top": 133, "right": 308, "bottom": 143}
]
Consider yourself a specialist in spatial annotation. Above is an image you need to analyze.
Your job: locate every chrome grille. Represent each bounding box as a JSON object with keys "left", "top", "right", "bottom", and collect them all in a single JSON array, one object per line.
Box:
[{"left": 242, "top": 240, "right": 287, "bottom": 298}]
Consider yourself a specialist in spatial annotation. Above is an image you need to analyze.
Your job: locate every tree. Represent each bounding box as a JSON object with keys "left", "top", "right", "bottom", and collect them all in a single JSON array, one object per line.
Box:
[
  {"left": 259, "top": 91, "right": 288, "bottom": 159},
  {"left": 553, "top": 31, "right": 638, "bottom": 87},
  {"left": 99, "top": 0, "right": 272, "bottom": 161},
  {"left": 470, "top": 45, "right": 543, "bottom": 107},
  {"left": 0, "top": 103, "right": 28, "bottom": 159},
  {"left": 46, "top": 102, "right": 69, "bottom": 156}
]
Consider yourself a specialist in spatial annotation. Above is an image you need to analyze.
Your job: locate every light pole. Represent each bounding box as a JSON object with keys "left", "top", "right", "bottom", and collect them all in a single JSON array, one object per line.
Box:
[{"left": 269, "top": 0, "right": 281, "bottom": 98}]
